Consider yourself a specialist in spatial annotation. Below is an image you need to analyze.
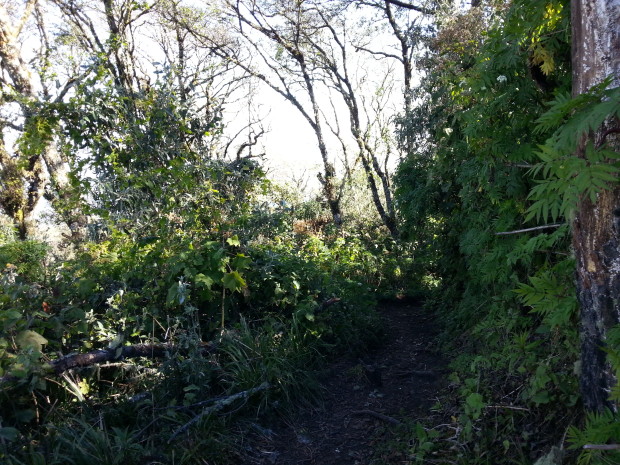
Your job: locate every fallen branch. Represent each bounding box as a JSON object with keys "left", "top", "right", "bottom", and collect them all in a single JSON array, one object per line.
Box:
[
  {"left": 393, "top": 370, "right": 439, "bottom": 379},
  {"left": 351, "top": 409, "right": 401, "bottom": 426},
  {"left": 495, "top": 223, "right": 564, "bottom": 236},
  {"left": 317, "top": 297, "right": 341, "bottom": 313},
  {"left": 0, "top": 341, "right": 218, "bottom": 384},
  {"left": 506, "top": 162, "right": 536, "bottom": 169},
  {"left": 583, "top": 444, "right": 620, "bottom": 450},
  {"left": 485, "top": 405, "right": 530, "bottom": 412},
  {"left": 49, "top": 341, "right": 217, "bottom": 375},
  {"left": 168, "top": 381, "right": 271, "bottom": 442}
]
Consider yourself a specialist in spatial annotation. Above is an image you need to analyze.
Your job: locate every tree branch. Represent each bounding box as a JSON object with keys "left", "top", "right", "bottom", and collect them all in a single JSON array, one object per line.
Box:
[
  {"left": 353, "top": 45, "right": 403, "bottom": 62},
  {"left": 0, "top": 341, "right": 218, "bottom": 385},
  {"left": 168, "top": 381, "right": 270, "bottom": 442},
  {"left": 16, "top": 0, "right": 38, "bottom": 37},
  {"left": 495, "top": 223, "right": 565, "bottom": 236},
  {"left": 597, "top": 127, "right": 620, "bottom": 148},
  {"left": 235, "top": 128, "right": 265, "bottom": 160},
  {"left": 384, "top": 0, "right": 435, "bottom": 14}
]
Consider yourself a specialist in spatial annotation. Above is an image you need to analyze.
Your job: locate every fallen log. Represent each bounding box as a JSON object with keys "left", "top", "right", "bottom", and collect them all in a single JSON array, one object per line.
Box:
[
  {"left": 49, "top": 342, "right": 216, "bottom": 375},
  {"left": 0, "top": 341, "right": 218, "bottom": 385}
]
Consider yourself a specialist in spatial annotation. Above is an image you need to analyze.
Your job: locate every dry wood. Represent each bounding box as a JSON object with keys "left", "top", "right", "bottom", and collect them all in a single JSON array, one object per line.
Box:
[
  {"left": 0, "top": 341, "right": 217, "bottom": 385},
  {"left": 168, "top": 381, "right": 271, "bottom": 442},
  {"left": 495, "top": 223, "right": 564, "bottom": 235},
  {"left": 49, "top": 341, "right": 217, "bottom": 375},
  {"left": 583, "top": 444, "right": 620, "bottom": 450},
  {"left": 393, "top": 369, "right": 439, "bottom": 379}
]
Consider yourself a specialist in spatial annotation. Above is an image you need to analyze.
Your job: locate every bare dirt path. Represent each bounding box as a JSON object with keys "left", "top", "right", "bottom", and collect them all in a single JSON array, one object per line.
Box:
[{"left": 247, "top": 299, "right": 447, "bottom": 465}]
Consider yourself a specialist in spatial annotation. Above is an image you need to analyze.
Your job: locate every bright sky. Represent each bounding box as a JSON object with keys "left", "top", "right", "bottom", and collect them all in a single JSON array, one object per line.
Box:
[{"left": 207, "top": 1, "right": 416, "bottom": 195}]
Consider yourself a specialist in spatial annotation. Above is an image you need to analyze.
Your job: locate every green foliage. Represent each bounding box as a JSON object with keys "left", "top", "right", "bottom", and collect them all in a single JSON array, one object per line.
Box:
[
  {"left": 0, "top": 161, "right": 392, "bottom": 465},
  {"left": 527, "top": 82, "right": 620, "bottom": 222},
  {"left": 394, "top": 0, "right": 585, "bottom": 462},
  {"left": 514, "top": 257, "right": 577, "bottom": 329},
  {"left": 0, "top": 240, "right": 49, "bottom": 282},
  {"left": 0, "top": 217, "right": 16, "bottom": 244},
  {"left": 567, "top": 410, "right": 620, "bottom": 465},
  {"left": 562, "top": 327, "right": 620, "bottom": 465},
  {"left": 217, "top": 316, "right": 321, "bottom": 410},
  {"left": 0, "top": 3, "right": 420, "bottom": 463}
]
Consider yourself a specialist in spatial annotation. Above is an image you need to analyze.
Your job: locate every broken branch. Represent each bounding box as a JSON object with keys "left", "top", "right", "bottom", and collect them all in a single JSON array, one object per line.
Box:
[
  {"left": 168, "top": 381, "right": 271, "bottom": 442},
  {"left": 495, "top": 223, "right": 564, "bottom": 236}
]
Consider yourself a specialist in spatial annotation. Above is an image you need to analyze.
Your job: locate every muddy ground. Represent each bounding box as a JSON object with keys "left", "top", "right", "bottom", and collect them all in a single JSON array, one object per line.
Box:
[{"left": 245, "top": 300, "right": 447, "bottom": 465}]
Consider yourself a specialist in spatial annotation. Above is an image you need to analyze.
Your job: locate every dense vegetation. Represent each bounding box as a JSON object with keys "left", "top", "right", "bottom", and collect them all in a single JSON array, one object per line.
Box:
[
  {"left": 394, "top": 1, "right": 620, "bottom": 464},
  {"left": 0, "top": 0, "right": 618, "bottom": 464}
]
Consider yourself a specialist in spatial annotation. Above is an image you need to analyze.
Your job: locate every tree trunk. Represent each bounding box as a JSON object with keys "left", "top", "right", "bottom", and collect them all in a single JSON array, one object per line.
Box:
[
  {"left": 571, "top": 0, "right": 620, "bottom": 412},
  {"left": 0, "top": 3, "right": 71, "bottom": 238}
]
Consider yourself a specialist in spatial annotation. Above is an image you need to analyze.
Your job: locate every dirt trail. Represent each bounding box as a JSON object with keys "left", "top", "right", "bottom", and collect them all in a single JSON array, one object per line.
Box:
[{"left": 247, "top": 300, "right": 447, "bottom": 465}]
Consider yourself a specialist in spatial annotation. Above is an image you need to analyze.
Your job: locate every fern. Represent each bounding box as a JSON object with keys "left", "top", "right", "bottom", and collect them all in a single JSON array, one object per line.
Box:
[
  {"left": 565, "top": 326, "right": 620, "bottom": 465},
  {"left": 535, "top": 78, "right": 619, "bottom": 135},
  {"left": 567, "top": 409, "right": 620, "bottom": 465},
  {"left": 514, "top": 259, "right": 576, "bottom": 328},
  {"left": 526, "top": 80, "right": 620, "bottom": 223},
  {"left": 506, "top": 223, "right": 569, "bottom": 266}
]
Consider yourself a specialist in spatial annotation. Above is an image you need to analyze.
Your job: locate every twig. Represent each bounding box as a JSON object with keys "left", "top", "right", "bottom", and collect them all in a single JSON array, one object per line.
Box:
[
  {"left": 485, "top": 405, "right": 530, "bottom": 412},
  {"left": 351, "top": 409, "right": 401, "bottom": 426},
  {"left": 495, "top": 223, "right": 564, "bottom": 236},
  {"left": 583, "top": 444, "right": 620, "bottom": 450},
  {"left": 506, "top": 162, "right": 535, "bottom": 169},
  {"left": 383, "top": 0, "right": 435, "bottom": 14},
  {"left": 168, "top": 382, "right": 270, "bottom": 443}
]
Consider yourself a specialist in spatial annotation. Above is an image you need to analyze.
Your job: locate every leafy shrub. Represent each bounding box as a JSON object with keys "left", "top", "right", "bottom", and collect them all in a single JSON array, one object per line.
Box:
[{"left": 0, "top": 241, "right": 49, "bottom": 283}]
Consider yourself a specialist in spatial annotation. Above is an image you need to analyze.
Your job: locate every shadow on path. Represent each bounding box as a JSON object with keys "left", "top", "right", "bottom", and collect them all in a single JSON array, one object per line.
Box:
[{"left": 247, "top": 299, "right": 447, "bottom": 465}]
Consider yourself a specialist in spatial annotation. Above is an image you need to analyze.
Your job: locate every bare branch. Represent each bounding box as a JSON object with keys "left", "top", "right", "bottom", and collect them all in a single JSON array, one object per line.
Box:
[
  {"left": 583, "top": 444, "right": 620, "bottom": 450},
  {"left": 353, "top": 45, "right": 403, "bottom": 62},
  {"left": 235, "top": 128, "right": 265, "bottom": 160},
  {"left": 384, "top": 0, "right": 435, "bottom": 15},
  {"left": 495, "top": 224, "right": 565, "bottom": 236},
  {"left": 0, "top": 341, "right": 218, "bottom": 385},
  {"left": 16, "top": 0, "right": 38, "bottom": 37},
  {"left": 168, "top": 381, "right": 270, "bottom": 442}
]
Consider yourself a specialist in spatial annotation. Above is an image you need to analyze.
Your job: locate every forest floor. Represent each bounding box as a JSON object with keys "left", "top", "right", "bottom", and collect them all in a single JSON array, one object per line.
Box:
[{"left": 245, "top": 299, "right": 448, "bottom": 465}]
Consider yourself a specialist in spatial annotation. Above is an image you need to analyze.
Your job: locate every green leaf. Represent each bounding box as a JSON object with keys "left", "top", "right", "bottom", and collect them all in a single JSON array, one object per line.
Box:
[
  {"left": 226, "top": 235, "right": 240, "bottom": 246},
  {"left": 531, "top": 390, "right": 551, "bottom": 405},
  {"left": 0, "top": 427, "right": 19, "bottom": 441},
  {"left": 194, "top": 273, "right": 214, "bottom": 289},
  {"left": 231, "top": 253, "right": 252, "bottom": 270},
  {"left": 465, "top": 392, "right": 485, "bottom": 419},
  {"left": 166, "top": 282, "right": 179, "bottom": 307},
  {"left": 16, "top": 330, "right": 47, "bottom": 352},
  {"left": 15, "top": 409, "right": 36, "bottom": 423},
  {"left": 77, "top": 278, "right": 96, "bottom": 297},
  {"left": 222, "top": 271, "right": 245, "bottom": 292},
  {"left": 137, "top": 235, "right": 160, "bottom": 247}
]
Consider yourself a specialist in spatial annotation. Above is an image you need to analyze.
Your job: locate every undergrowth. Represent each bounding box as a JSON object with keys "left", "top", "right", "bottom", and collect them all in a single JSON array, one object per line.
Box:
[
  {"left": 0, "top": 196, "right": 398, "bottom": 464},
  {"left": 389, "top": 1, "right": 619, "bottom": 464}
]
